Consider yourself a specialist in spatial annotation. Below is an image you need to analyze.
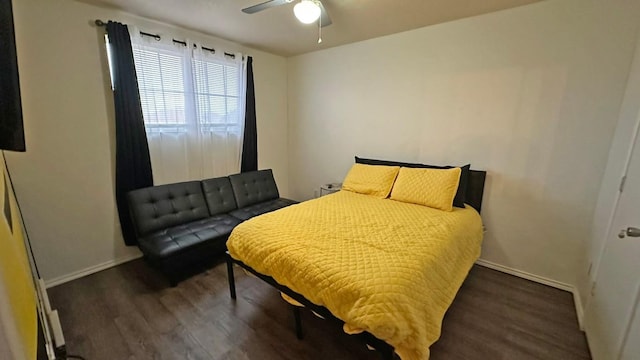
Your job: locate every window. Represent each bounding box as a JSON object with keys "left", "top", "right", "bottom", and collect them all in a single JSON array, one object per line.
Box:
[
  {"left": 192, "top": 58, "right": 241, "bottom": 134},
  {"left": 132, "top": 44, "right": 242, "bottom": 135},
  {"left": 133, "top": 47, "right": 187, "bottom": 132},
  {"left": 128, "top": 36, "right": 246, "bottom": 184}
]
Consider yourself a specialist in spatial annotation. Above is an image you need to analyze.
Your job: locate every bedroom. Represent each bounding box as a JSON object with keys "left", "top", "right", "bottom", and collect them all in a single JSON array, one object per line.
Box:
[{"left": 1, "top": 0, "right": 639, "bottom": 359}]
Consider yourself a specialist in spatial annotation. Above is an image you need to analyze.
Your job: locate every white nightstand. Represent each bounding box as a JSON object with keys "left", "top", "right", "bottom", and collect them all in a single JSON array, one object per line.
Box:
[{"left": 320, "top": 183, "right": 342, "bottom": 196}]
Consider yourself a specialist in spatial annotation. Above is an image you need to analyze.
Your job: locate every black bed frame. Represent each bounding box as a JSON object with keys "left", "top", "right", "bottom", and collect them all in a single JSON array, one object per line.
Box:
[
  {"left": 226, "top": 256, "right": 397, "bottom": 359},
  {"left": 225, "top": 170, "right": 487, "bottom": 359}
]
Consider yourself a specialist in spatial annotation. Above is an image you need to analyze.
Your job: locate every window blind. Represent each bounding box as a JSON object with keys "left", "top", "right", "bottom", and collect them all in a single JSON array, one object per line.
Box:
[
  {"left": 132, "top": 44, "right": 243, "bottom": 134},
  {"left": 127, "top": 36, "right": 246, "bottom": 185}
]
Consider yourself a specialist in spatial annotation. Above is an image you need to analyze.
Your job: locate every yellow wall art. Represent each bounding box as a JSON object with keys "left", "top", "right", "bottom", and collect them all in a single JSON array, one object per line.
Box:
[{"left": 0, "top": 154, "right": 37, "bottom": 359}]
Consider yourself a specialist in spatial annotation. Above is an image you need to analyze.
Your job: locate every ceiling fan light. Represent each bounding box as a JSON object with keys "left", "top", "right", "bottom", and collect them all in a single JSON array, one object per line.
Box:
[{"left": 294, "top": 0, "right": 321, "bottom": 24}]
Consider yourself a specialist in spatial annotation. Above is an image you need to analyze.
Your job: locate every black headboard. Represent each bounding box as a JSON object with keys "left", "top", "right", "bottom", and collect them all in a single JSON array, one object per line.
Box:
[
  {"left": 354, "top": 156, "right": 487, "bottom": 213},
  {"left": 466, "top": 170, "right": 487, "bottom": 213}
]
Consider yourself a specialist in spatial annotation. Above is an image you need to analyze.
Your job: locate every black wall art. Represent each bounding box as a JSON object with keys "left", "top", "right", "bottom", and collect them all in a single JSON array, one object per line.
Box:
[{"left": 0, "top": 0, "right": 26, "bottom": 152}]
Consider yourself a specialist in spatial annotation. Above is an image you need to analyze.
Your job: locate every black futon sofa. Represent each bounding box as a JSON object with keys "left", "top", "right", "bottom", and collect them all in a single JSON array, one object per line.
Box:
[{"left": 127, "top": 169, "right": 297, "bottom": 285}]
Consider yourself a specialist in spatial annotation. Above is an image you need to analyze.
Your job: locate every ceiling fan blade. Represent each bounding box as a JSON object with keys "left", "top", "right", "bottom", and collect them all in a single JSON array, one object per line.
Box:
[
  {"left": 242, "top": 0, "right": 292, "bottom": 14},
  {"left": 318, "top": 1, "right": 332, "bottom": 27}
]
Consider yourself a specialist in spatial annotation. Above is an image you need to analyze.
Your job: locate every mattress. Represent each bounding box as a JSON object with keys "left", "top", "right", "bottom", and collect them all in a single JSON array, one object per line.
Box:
[{"left": 227, "top": 190, "right": 483, "bottom": 360}]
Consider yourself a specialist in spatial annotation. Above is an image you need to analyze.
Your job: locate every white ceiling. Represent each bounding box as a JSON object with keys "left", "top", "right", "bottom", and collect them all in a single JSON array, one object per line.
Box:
[{"left": 78, "top": 0, "right": 544, "bottom": 57}]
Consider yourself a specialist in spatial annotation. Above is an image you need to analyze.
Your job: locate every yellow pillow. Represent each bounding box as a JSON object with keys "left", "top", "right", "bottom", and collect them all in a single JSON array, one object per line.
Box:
[
  {"left": 390, "top": 167, "right": 461, "bottom": 211},
  {"left": 342, "top": 163, "right": 400, "bottom": 198}
]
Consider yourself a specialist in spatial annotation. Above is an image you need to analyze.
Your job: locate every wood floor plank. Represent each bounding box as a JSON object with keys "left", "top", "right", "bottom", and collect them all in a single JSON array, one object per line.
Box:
[
  {"left": 49, "top": 258, "right": 591, "bottom": 359},
  {"left": 135, "top": 292, "right": 182, "bottom": 335},
  {"left": 159, "top": 325, "right": 213, "bottom": 360},
  {"left": 114, "top": 311, "right": 163, "bottom": 360},
  {"left": 48, "top": 278, "right": 133, "bottom": 359},
  {"left": 160, "top": 287, "right": 242, "bottom": 355}
]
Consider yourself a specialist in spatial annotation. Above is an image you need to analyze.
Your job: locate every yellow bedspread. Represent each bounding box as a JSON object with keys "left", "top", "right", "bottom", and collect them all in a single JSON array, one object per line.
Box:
[{"left": 227, "top": 191, "right": 483, "bottom": 360}]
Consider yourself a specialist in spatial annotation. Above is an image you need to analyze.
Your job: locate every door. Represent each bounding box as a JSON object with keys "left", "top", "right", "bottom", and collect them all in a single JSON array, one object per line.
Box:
[
  {"left": 585, "top": 126, "right": 640, "bottom": 359},
  {"left": 620, "top": 288, "right": 640, "bottom": 360}
]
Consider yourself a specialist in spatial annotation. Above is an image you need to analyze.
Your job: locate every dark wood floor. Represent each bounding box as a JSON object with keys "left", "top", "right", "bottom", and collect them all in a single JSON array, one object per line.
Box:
[{"left": 48, "top": 258, "right": 591, "bottom": 360}]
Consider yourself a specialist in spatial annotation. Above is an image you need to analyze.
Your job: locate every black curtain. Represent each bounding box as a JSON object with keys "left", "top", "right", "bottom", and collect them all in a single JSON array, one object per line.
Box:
[
  {"left": 106, "top": 21, "right": 154, "bottom": 246},
  {"left": 241, "top": 56, "right": 258, "bottom": 172}
]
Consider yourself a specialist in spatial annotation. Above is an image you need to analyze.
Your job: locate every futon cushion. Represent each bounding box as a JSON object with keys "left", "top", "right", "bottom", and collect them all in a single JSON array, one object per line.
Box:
[
  {"left": 229, "top": 198, "right": 298, "bottom": 221},
  {"left": 342, "top": 163, "right": 400, "bottom": 198},
  {"left": 390, "top": 167, "right": 461, "bottom": 211},
  {"left": 127, "top": 181, "right": 209, "bottom": 237},
  {"left": 355, "top": 156, "right": 470, "bottom": 208},
  {"left": 138, "top": 214, "right": 241, "bottom": 260},
  {"left": 229, "top": 169, "right": 280, "bottom": 208},
  {"left": 202, "top": 177, "right": 238, "bottom": 216}
]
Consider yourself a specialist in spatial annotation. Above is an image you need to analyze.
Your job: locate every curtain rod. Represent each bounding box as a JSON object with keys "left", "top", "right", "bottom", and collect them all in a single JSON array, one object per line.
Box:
[
  {"left": 171, "top": 39, "right": 235, "bottom": 58},
  {"left": 95, "top": 19, "right": 160, "bottom": 41},
  {"left": 95, "top": 19, "right": 237, "bottom": 58}
]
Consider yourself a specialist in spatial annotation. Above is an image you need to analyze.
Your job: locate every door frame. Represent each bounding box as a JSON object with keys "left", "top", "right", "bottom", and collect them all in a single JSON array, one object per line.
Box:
[
  {"left": 584, "top": 28, "right": 640, "bottom": 360},
  {"left": 588, "top": 30, "right": 640, "bottom": 299}
]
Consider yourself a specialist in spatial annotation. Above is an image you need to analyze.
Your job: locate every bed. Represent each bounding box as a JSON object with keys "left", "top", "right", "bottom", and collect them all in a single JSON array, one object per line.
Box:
[{"left": 225, "top": 161, "right": 486, "bottom": 360}]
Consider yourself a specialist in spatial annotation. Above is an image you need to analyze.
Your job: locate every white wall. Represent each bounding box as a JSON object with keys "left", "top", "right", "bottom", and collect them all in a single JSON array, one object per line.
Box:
[
  {"left": 7, "top": 0, "right": 289, "bottom": 284},
  {"left": 287, "top": 0, "right": 640, "bottom": 296}
]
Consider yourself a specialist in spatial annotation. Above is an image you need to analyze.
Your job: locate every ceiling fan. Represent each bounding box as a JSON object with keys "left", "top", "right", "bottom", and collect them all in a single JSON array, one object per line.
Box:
[{"left": 242, "top": 0, "right": 332, "bottom": 27}]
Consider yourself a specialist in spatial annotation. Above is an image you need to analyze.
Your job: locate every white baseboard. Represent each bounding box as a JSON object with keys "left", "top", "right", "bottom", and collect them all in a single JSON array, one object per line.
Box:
[
  {"left": 475, "top": 258, "right": 584, "bottom": 330},
  {"left": 573, "top": 288, "right": 585, "bottom": 331},
  {"left": 45, "top": 253, "right": 143, "bottom": 288}
]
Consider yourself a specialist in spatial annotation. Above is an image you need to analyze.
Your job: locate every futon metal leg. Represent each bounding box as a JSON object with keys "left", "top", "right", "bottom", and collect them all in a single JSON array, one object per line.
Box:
[
  {"left": 292, "top": 306, "right": 303, "bottom": 340},
  {"left": 226, "top": 254, "right": 236, "bottom": 300},
  {"left": 166, "top": 271, "right": 179, "bottom": 287}
]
